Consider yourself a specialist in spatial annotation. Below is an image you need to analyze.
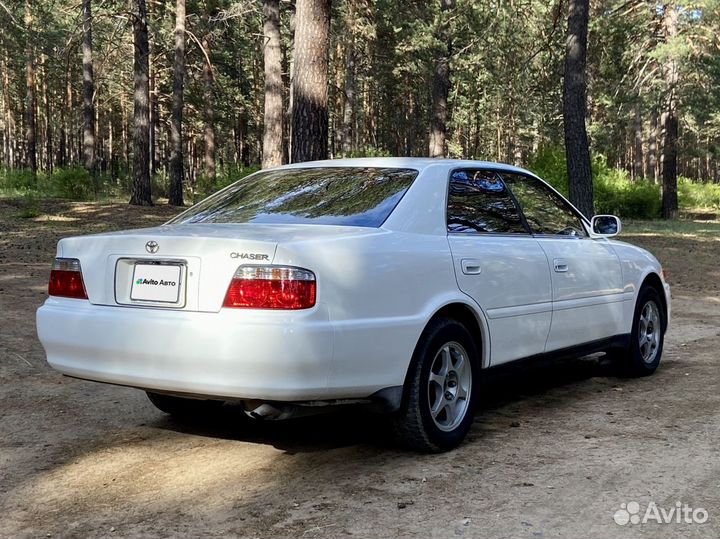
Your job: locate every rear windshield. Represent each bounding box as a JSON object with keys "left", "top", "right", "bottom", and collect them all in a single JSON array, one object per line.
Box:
[{"left": 169, "top": 167, "right": 418, "bottom": 227}]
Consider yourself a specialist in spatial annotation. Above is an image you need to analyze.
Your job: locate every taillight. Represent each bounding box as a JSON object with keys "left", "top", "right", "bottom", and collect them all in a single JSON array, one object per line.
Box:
[
  {"left": 49, "top": 258, "right": 88, "bottom": 299},
  {"left": 223, "top": 266, "right": 316, "bottom": 310}
]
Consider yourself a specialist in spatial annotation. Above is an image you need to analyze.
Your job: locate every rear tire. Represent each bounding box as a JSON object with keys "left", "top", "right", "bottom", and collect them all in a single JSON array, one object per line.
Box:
[
  {"left": 146, "top": 391, "right": 225, "bottom": 417},
  {"left": 611, "top": 285, "right": 666, "bottom": 376},
  {"left": 393, "top": 318, "right": 479, "bottom": 452}
]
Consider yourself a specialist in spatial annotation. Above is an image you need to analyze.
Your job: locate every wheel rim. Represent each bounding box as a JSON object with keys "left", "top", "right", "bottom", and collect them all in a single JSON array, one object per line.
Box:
[
  {"left": 638, "top": 300, "right": 662, "bottom": 364},
  {"left": 427, "top": 341, "right": 472, "bottom": 432}
]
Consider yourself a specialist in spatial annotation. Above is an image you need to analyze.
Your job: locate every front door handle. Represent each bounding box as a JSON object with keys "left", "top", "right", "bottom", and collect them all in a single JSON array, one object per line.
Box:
[
  {"left": 553, "top": 258, "right": 569, "bottom": 273},
  {"left": 461, "top": 259, "right": 482, "bottom": 275}
]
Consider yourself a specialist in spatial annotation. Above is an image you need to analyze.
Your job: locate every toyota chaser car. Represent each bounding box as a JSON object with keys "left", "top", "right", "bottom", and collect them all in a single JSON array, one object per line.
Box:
[{"left": 36, "top": 158, "right": 670, "bottom": 452}]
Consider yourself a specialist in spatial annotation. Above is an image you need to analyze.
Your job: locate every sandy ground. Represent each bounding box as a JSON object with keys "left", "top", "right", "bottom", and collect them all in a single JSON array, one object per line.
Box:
[{"left": 1, "top": 198, "right": 719, "bottom": 539}]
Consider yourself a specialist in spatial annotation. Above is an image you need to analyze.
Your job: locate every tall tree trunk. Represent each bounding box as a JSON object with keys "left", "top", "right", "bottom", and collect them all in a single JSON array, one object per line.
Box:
[
  {"left": 633, "top": 104, "right": 643, "bottom": 180},
  {"left": 81, "top": 0, "right": 95, "bottom": 174},
  {"left": 202, "top": 36, "right": 216, "bottom": 182},
  {"left": 40, "top": 55, "right": 52, "bottom": 172},
  {"left": 1, "top": 49, "right": 13, "bottom": 169},
  {"left": 562, "top": 0, "right": 593, "bottom": 217},
  {"left": 285, "top": 7, "right": 296, "bottom": 163},
  {"left": 428, "top": 0, "right": 454, "bottom": 158},
  {"left": 130, "top": 0, "right": 152, "bottom": 206},
  {"left": 661, "top": 3, "right": 679, "bottom": 219},
  {"left": 24, "top": 0, "right": 37, "bottom": 180},
  {"left": 291, "top": 0, "right": 331, "bottom": 163},
  {"left": 648, "top": 110, "right": 658, "bottom": 184},
  {"left": 341, "top": 37, "right": 355, "bottom": 155},
  {"left": 168, "top": 0, "right": 185, "bottom": 206},
  {"left": 262, "top": 0, "right": 283, "bottom": 168}
]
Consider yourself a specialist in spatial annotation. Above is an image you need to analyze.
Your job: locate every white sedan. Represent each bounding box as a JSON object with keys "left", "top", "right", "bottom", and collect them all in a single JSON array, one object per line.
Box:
[{"left": 36, "top": 158, "right": 670, "bottom": 452}]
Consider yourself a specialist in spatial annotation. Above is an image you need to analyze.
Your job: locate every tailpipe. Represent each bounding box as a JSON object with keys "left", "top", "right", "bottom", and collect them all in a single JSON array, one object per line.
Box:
[{"left": 242, "top": 400, "right": 297, "bottom": 420}]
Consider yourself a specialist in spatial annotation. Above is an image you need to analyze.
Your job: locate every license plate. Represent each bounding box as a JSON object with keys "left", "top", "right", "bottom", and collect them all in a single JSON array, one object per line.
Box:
[{"left": 130, "top": 263, "right": 182, "bottom": 303}]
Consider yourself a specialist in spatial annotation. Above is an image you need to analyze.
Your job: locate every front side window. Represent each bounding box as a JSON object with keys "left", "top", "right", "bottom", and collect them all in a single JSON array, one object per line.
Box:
[
  {"left": 447, "top": 170, "right": 528, "bottom": 234},
  {"left": 502, "top": 173, "right": 587, "bottom": 237},
  {"left": 168, "top": 167, "right": 418, "bottom": 227}
]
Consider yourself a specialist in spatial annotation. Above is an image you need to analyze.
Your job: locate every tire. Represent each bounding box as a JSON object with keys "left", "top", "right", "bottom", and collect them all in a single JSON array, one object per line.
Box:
[
  {"left": 393, "top": 318, "right": 480, "bottom": 452},
  {"left": 612, "top": 285, "right": 666, "bottom": 377},
  {"left": 146, "top": 391, "right": 225, "bottom": 417}
]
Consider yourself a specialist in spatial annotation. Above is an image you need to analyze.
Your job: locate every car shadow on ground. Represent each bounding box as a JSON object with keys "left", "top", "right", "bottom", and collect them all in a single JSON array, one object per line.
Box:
[{"left": 152, "top": 353, "right": 622, "bottom": 454}]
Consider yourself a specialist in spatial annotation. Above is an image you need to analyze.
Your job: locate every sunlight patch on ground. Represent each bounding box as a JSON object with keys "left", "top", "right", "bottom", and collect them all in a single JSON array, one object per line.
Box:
[{"left": 31, "top": 214, "right": 80, "bottom": 222}]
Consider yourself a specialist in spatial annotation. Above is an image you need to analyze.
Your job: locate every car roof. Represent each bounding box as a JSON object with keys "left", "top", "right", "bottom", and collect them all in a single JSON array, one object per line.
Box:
[{"left": 273, "top": 157, "right": 539, "bottom": 178}]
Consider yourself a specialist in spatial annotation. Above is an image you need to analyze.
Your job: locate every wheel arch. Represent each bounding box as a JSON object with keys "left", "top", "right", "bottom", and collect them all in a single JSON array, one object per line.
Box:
[
  {"left": 640, "top": 272, "right": 668, "bottom": 329},
  {"left": 425, "top": 301, "right": 490, "bottom": 369}
]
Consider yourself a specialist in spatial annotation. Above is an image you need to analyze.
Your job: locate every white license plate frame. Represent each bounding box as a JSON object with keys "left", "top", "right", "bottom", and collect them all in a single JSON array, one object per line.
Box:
[{"left": 130, "top": 261, "right": 185, "bottom": 304}]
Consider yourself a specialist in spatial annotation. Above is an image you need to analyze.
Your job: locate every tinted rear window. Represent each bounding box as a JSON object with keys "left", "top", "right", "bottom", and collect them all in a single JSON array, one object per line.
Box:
[{"left": 169, "top": 167, "right": 418, "bottom": 227}]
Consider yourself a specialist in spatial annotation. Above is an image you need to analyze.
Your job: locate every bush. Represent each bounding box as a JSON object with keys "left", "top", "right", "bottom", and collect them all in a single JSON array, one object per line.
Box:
[
  {"left": 678, "top": 177, "right": 720, "bottom": 210},
  {"left": 17, "top": 191, "right": 41, "bottom": 218},
  {"left": 528, "top": 147, "right": 661, "bottom": 219},
  {"left": 0, "top": 169, "right": 40, "bottom": 190},
  {"left": 49, "top": 167, "right": 95, "bottom": 200}
]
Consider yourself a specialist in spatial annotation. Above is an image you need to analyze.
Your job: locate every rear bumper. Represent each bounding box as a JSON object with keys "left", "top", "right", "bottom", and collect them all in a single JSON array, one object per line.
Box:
[
  {"left": 37, "top": 298, "right": 341, "bottom": 401},
  {"left": 663, "top": 282, "right": 672, "bottom": 326}
]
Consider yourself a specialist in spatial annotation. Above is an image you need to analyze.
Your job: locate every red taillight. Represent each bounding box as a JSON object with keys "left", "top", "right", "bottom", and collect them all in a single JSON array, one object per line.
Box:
[
  {"left": 48, "top": 258, "right": 88, "bottom": 299},
  {"left": 223, "top": 266, "right": 316, "bottom": 310}
]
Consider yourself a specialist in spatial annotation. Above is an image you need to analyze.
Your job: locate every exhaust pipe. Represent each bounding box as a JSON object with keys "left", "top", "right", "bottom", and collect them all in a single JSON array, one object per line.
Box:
[{"left": 242, "top": 400, "right": 299, "bottom": 420}]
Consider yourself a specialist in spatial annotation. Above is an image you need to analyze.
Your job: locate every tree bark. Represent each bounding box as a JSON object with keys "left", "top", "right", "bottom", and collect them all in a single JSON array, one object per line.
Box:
[
  {"left": 262, "top": 0, "right": 283, "bottom": 168},
  {"left": 428, "top": 0, "right": 454, "bottom": 158},
  {"left": 168, "top": 0, "right": 185, "bottom": 206},
  {"left": 341, "top": 37, "right": 355, "bottom": 156},
  {"left": 562, "top": 0, "right": 593, "bottom": 217},
  {"left": 633, "top": 104, "right": 643, "bottom": 180},
  {"left": 41, "top": 55, "right": 52, "bottom": 172},
  {"left": 81, "top": 0, "right": 95, "bottom": 174},
  {"left": 24, "top": 0, "right": 36, "bottom": 180},
  {"left": 130, "top": 0, "right": 152, "bottom": 206},
  {"left": 291, "top": 0, "right": 331, "bottom": 163},
  {"left": 202, "top": 35, "right": 216, "bottom": 182},
  {"left": 661, "top": 3, "right": 679, "bottom": 219},
  {"left": 648, "top": 110, "right": 658, "bottom": 183}
]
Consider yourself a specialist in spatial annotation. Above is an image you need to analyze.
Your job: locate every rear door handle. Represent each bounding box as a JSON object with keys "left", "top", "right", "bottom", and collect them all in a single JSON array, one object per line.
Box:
[
  {"left": 461, "top": 259, "right": 482, "bottom": 275},
  {"left": 553, "top": 258, "right": 569, "bottom": 273}
]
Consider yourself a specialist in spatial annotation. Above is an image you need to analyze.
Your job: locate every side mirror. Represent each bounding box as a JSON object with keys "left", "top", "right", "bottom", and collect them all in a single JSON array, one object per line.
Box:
[{"left": 591, "top": 214, "right": 621, "bottom": 237}]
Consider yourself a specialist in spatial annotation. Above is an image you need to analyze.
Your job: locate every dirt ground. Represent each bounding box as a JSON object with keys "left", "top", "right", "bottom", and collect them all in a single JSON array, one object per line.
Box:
[{"left": 1, "top": 198, "right": 719, "bottom": 539}]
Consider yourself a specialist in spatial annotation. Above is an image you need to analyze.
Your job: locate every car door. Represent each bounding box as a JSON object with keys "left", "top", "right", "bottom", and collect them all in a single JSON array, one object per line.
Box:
[
  {"left": 446, "top": 169, "right": 553, "bottom": 366},
  {"left": 502, "top": 172, "right": 624, "bottom": 352}
]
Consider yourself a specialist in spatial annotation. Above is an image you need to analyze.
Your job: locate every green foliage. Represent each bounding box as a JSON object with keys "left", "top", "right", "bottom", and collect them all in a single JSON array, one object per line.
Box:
[
  {"left": 195, "top": 166, "right": 261, "bottom": 200},
  {"left": 49, "top": 167, "right": 95, "bottom": 200},
  {"left": 1, "top": 169, "right": 39, "bottom": 191},
  {"left": 17, "top": 191, "right": 41, "bottom": 219},
  {"left": 594, "top": 170, "right": 661, "bottom": 219},
  {"left": 526, "top": 147, "right": 569, "bottom": 193},
  {"left": 528, "top": 146, "right": 661, "bottom": 219},
  {"left": 678, "top": 177, "right": 720, "bottom": 209}
]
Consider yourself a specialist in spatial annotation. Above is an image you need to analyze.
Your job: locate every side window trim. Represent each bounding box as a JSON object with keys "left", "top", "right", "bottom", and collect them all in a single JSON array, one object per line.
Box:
[{"left": 446, "top": 167, "right": 532, "bottom": 236}]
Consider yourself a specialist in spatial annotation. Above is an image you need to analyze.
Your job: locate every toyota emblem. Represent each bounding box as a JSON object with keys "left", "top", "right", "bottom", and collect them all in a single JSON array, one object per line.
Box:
[{"left": 145, "top": 241, "right": 159, "bottom": 254}]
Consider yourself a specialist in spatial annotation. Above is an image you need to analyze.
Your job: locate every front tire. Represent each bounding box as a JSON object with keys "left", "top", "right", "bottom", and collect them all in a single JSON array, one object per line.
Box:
[
  {"left": 146, "top": 391, "right": 225, "bottom": 417},
  {"left": 393, "top": 318, "right": 479, "bottom": 452},
  {"left": 613, "top": 285, "right": 666, "bottom": 376}
]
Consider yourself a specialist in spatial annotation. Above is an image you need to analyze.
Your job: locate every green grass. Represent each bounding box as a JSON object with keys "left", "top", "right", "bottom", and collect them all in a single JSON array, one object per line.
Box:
[{"left": 622, "top": 218, "right": 720, "bottom": 238}]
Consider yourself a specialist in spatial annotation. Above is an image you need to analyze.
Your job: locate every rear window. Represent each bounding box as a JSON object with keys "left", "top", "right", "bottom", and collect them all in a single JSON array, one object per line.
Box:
[{"left": 169, "top": 167, "right": 418, "bottom": 227}]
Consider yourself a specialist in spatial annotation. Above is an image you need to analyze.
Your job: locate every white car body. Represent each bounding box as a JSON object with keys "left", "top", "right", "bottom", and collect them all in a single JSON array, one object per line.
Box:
[{"left": 37, "top": 158, "right": 671, "bottom": 411}]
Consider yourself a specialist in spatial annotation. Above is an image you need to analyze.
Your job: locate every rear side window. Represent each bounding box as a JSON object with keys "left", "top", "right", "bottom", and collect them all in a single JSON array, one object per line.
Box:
[
  {"left": 169, "top": 167, "right": 418, "bottom": 227},
  {"left": 447, "top": 170, "right": 528, "bottom": 234},
  {"left": 502, "top": 173, "right": 587, "bottom": 237}
]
